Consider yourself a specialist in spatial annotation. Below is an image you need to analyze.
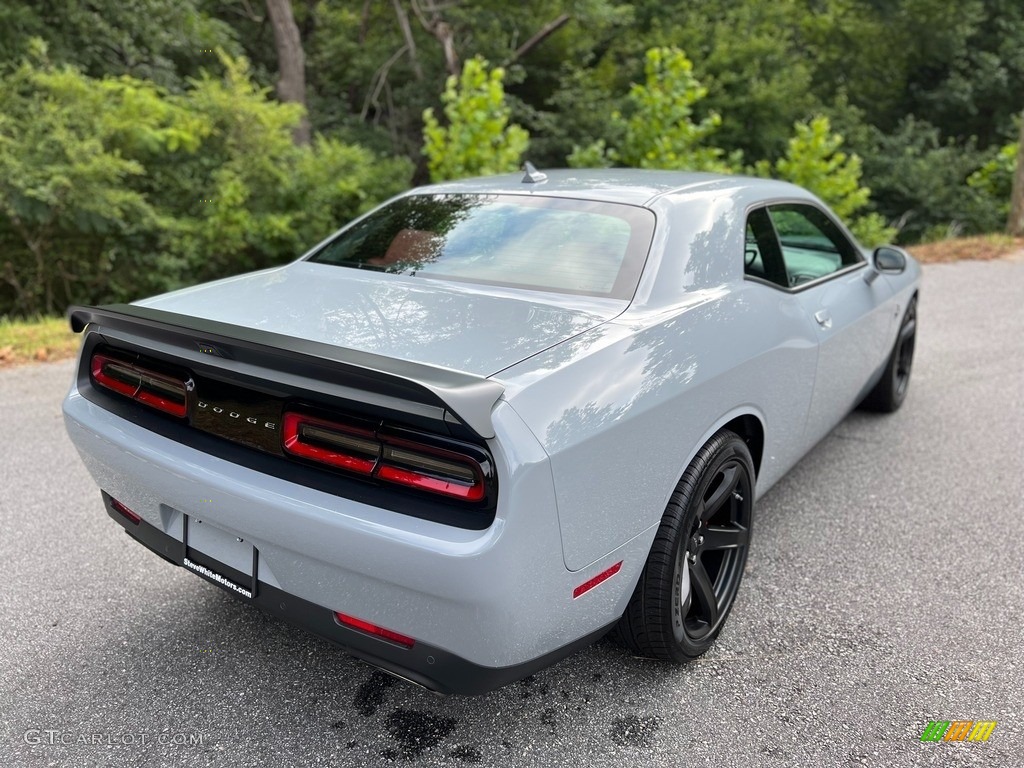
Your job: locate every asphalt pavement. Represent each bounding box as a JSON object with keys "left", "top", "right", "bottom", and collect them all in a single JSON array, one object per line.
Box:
[{"left": 1, "top": 259, "right": 1022, "bottom": 767}]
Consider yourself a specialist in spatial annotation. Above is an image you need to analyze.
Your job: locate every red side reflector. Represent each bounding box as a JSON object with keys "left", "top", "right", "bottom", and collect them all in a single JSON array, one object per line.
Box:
[
  {"left": 110, "top": 498, "right": 141, "bottom": 525},
  {"left": 334, "top": 612, "right": 415, "bottom": 648},
  {"left": 572, "top": 561, "right": 623, "bottom": 599}
]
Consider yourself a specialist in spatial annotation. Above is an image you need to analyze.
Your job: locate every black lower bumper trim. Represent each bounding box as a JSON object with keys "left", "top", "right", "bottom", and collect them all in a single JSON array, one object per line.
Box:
[{"left": 101, "top": 492, "right": 612, "bottom": 695}]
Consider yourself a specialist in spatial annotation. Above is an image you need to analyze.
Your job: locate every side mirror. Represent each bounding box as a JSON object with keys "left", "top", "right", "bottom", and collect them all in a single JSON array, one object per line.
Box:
[{"left": 872, "top": 246, "right": 907, "bottom": 274}]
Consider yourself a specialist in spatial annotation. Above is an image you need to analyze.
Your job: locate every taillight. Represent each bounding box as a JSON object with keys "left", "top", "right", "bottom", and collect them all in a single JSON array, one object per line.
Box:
[
  {"left": 283, "top": 410, "right": 488, "bottom": 502},
  {"left": 334, "top": 612, "right": 415, "bottom": 648},
  {"left": 377, "top": 441, "right": 484, "bottom": 501},
  {"left": 282, "top": 412, "right": 378, "bottom": 473},
  {"left": 91, "top": 353, "right": 189, "bottom": 418}
]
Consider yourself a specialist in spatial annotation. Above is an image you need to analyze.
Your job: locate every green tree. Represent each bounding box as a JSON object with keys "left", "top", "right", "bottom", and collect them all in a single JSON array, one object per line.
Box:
[
  {"left": 861, "top": 117, "right": 1000, "bottom": 243},
  {"left": 422, "top": 56, "right": 529, "bottom": 181},
  {"left": 758, "top": 116, "right": 895, "bottom": 246},
  {"left": 804, "top": 0, "right": 1024, "bottom": 148},
  {"left": 298, "top": 1, "right": 632, "bottom": 168},
  {"left": 568, "top": 47, "right": 734, "bottom": 172},
  {"left": 0, "top": 0, "right": 240, "bottom": 89},
  {"left": 968, "top": 143, "right": 1018, "bottom": 210},
  {"left": 640, "top": 0, "right": 821, "bottom": 161},
  {"left": 0, "top": 43, "right": 204, "bottom": 314},
  {"left": 0, "top": 47, "right": 411, "bottom": 317},
  {"left": 141, "top": 52, "right": 412, "bottom": 286}
]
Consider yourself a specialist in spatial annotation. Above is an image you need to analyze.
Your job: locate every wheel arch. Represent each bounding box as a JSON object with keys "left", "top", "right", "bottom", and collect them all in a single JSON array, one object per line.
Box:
[
  {"left": 720, "top": 413, "right": 764, "bottom": 479},
  {"left": 639, "top": 407, "right": 766, "bottom": 550},
  {"left": 610, "top": 410, "right": 758, "bottom": 660}
]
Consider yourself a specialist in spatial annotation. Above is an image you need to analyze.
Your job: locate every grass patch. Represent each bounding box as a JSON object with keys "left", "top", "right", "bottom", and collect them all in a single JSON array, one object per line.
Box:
[
  {"left": 907, "top": 234, "right": 1024, "bottom": 264},
  {"left": 0, "top": 315, "right": 79, "bottom": 367}
]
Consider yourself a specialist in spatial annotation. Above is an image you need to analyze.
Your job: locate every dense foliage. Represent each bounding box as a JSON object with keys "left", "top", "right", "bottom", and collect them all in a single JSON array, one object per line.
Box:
[
  {"left": 1, "top": 0, "right": 1021, "bottom": 316},
  {"left": 423, "top": 57, "right": 529, "bottom": 181}
]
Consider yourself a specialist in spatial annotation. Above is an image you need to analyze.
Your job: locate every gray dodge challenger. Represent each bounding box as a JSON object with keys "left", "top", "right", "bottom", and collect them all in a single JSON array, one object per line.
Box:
[{"left": 63, "top": 169, "right": 920, "bottom": 694}]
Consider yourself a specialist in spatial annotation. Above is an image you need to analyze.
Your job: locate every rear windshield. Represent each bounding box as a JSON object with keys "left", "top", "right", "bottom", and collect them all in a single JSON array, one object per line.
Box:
[{"left": 307, "top": 193, "right": 656, "bottom": 300}]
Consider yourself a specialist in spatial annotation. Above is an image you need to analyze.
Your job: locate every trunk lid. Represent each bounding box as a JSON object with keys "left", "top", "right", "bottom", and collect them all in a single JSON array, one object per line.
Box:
[{"left": 135, "top": 261, "right": 626, "bottom": 377}]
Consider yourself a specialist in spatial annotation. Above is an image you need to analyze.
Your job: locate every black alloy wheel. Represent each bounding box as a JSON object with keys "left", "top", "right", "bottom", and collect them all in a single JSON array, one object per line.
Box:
[
  {"left": 862, "top": 295, "right": 917, "bottom": 412},
  {"left": 612, "top": 429, "right": 755, "bottom": 661},
  {"left": 893, "top": 298, "right": 917, "bottom": 401}
]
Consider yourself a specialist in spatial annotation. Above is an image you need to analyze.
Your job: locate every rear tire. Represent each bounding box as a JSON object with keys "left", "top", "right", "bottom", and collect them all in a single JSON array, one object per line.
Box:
[
  {"left": 611, "top": 429, "right": 754, "bottom": 661},
  {"left": 861, "top": 296, "right": 917, "bottom": 413}
]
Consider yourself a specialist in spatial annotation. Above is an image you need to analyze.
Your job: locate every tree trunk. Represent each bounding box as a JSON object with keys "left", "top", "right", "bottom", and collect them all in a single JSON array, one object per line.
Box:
[
  {"left": 391, "top": 0, "right": 423, "bottom": 80},
  {"left": 411, "top": 0, "right": 459, "bottom": 76},
  {"left": 1009, "top": 112, "right": 1024, "bottom": 236},
  {"left": 265, "top": 0, "right": 311, "bottom": 146}
]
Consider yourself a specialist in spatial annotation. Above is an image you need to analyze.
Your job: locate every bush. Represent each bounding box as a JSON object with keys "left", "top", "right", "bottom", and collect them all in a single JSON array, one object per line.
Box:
[
  {"left": 568, "top": 47, "right": 736, "bottom": 172},
  {"left": 858, "top": 117, "right": 1002, "bottom": 244},
  {"left": 755, "top": 116, "right": 896, "bottom": 246},
  {"left": 422, "top": 57, "right": 529, "bottom": 182},
  {"left": 0, "top": 46, "right": 411, "bottom": 317},
  {"left": 967, "top": 141, "right": 1018, "bottom": 221}
]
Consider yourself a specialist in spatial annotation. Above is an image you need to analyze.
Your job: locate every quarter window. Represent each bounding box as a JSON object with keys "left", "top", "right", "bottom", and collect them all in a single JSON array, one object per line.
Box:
[{"left": 744, "top": 204, "right": 861, "bottom": 289}]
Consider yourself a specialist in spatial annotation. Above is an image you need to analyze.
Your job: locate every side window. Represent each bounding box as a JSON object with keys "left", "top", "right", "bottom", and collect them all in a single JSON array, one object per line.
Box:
[{"left": 767, "top": 204, "right": 861, "bottom": 287}]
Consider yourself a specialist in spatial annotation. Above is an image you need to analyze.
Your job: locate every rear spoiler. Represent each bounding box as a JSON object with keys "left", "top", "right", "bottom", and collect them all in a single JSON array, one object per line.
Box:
[{"left": 68, "top": 304, "right": 504, "bottom": 439}]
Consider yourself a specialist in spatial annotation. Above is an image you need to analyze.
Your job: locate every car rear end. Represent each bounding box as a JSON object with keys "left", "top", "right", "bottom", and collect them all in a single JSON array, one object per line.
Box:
[
  {"left": 62, "top": 179, "right": 673, "bottom": 692},
  {"left": 61, "top": 305, "right": 633, "bottom": 693}
]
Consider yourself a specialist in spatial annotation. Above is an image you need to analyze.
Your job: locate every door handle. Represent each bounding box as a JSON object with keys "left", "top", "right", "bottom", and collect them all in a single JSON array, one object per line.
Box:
[{"left": 814, "top": 310, "right": 832, "bottom": 329}]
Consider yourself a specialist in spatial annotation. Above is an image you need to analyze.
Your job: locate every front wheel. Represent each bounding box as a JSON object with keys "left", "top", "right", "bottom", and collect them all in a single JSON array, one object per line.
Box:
[
  {"left": 861, "top": 296, "right": 917, "bottom": 413},
  {"left": 611, "top": 429, "right": 754, "bottom": 661}
]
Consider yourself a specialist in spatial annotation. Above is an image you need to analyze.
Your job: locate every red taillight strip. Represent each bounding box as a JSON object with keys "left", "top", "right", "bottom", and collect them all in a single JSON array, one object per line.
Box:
[
  {"left": 334, "top": 612, "right": 415, "bottom": 648},
  {"left": 282, "top": 411, "right": 487, "bottom": 502},
  {"left": 134, "top": 385, "right": 186, "bottom": 417},
  {"left": 90, "top": 356, "right": 140, "bottom": 398},
  {"left": 376, "top": 464, "right": 484, "bottom": 501},
  {"left": 91, "top": 353, "right": 188, "bottom": 418},
  {"left": 282, "top": 412, "right": 378, "bottom": 473},
  {"left": 572, "top": 561, "right": 623, "bottom": 599}
]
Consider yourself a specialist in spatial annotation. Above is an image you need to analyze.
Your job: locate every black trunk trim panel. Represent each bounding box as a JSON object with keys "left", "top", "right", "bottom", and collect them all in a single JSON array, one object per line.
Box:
[{"left": 80, "top": 330, "right": 497, "bottom": 530}]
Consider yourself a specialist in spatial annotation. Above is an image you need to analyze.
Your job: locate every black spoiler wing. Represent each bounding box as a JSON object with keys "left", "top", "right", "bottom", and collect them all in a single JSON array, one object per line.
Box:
[{"left": 68, "top": 304, "right": 505, "bottom": 439}]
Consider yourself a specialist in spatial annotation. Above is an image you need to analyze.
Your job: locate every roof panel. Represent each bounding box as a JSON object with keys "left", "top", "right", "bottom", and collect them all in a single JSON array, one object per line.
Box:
[{"left": 412, "top": 169, "right": 806, "bottom": 207}]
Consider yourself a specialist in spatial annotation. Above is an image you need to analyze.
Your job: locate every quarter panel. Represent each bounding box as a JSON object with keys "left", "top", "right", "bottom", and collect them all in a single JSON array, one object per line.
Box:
[{"left": 500, "top": 283, "right": 820, "bottom": 571}]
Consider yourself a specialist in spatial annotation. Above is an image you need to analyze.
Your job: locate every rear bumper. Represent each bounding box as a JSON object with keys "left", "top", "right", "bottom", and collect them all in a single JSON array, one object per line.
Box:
[
  {"left": 104, "top": 494, "right": 612, "bottom": 694},
  {"left": 63, "top": 385, "right": 644, "bottom": 693}
]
